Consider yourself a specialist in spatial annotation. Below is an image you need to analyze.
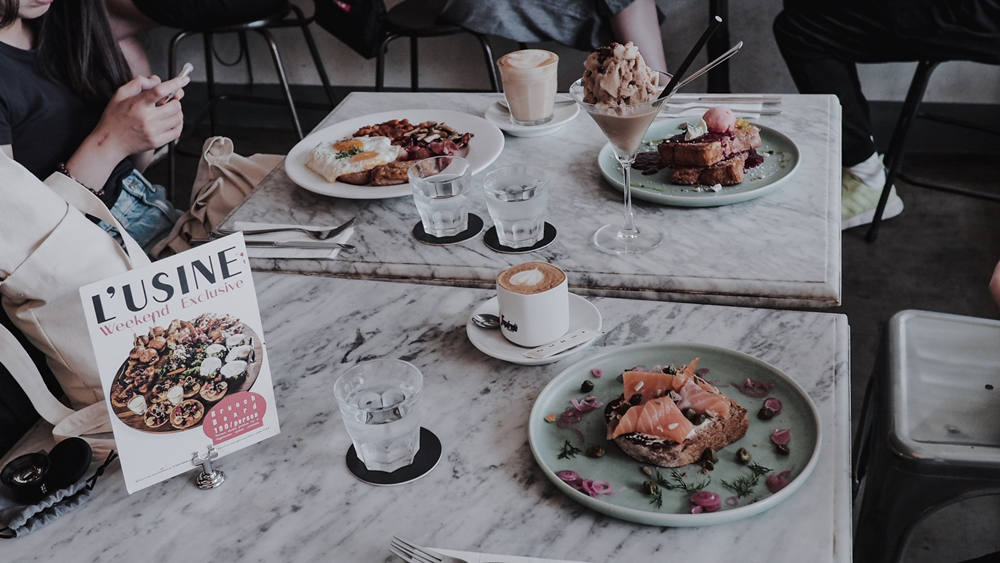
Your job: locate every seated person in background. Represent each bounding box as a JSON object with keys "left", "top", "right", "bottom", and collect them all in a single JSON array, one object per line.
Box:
[
  {"left": 426, "top": 0, "right": 668, "bottom": 73},
  {"left": 104, "top": 0, "right": 288, "bottom": 77},
  {"left": 0, "top": 0, "right": 188, "bottom": 251},
  {"left": 774, "top": 0, "right": 1000, "bottom": 230}
]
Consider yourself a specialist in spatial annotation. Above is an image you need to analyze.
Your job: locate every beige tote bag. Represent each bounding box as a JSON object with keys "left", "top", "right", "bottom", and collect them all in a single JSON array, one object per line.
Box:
[
  {"left": 151, "top": 136, "right": 281, "bottom": 258},
  {"left": 0, "top": 152, "right": 149, "bottom": 457}
]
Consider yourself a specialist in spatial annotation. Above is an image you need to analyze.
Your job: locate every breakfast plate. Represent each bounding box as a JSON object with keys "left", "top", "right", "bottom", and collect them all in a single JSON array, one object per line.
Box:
[
  {"left": 598, "top": 118, "right": 801, "bottom": 207},
  {"left": 528, "top": 342, "right": 821, "bottom": 526},
  {"left": 466, "top": 294, "right": 602, "bottom": 366},
  {"left": 483, "top": 99, "right": 580, "bottom": 138},
  {"left": 285, "top": 109, "right": 505, "bottom": 199}
]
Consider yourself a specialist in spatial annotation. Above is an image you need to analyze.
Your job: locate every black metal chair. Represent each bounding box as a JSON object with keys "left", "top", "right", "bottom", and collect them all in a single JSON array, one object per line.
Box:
[
  {"left": 375, "top": 0, "right": 499, "bottom": 92},
  {"left": 167, "top": 1, "right": 337, "bottom": 195},
  {"left": 852, "top": 310, "right": 1000, "bottom": 563},
  {"left": 866, "top": 60, "right": 1000, "bottom": 242}
]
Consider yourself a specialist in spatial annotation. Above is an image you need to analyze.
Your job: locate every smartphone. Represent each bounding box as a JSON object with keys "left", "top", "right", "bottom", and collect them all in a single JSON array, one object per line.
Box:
[{"left": 155, "top": 63, "right": 194, "bottom": 107}]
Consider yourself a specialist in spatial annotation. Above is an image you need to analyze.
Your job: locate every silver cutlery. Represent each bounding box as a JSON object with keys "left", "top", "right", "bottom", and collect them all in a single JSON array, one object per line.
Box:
[
  {"left": 695, "top": 96, "right": 782, "bottom": 104},
  {"left": 656, "top": 106, "right": 783, "bottom": 117},
  {"left": 214, "top": 216, "right": 356, "bottom": 240},
  {"left": 471, "top": 313, "right": 501, "bottom": 329},
  {"left": 189, "top": 238, "right": 355, "bottom": 250},
  {"left": 391, "top": 537, "right": 471, "bottom": 563}
]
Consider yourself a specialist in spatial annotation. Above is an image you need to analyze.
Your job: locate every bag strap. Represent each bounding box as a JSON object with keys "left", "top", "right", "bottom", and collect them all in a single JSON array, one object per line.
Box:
[
  {"left": 43, "top": 172, "right": 151, "bottom": 268},
  {"left": 0, "top": 323, "right": 75, "bottom": 424}
]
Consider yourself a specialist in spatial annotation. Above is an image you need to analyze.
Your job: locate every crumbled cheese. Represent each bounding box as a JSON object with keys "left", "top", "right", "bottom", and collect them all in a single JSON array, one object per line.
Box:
[
  {"left": 667, "top": 423, "right": 679, "bottom": 430},
  {"left": 634, "top": 381, "right": 644, "bottom": 391},
  {"left": 707, "top": 183, "right": 722, "bottom": 192}
]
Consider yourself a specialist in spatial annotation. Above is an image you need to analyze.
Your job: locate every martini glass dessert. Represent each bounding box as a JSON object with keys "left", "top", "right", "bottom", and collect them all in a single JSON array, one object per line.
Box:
[{"left": 570, "top": 42, "right": 667, "bottom": 255}]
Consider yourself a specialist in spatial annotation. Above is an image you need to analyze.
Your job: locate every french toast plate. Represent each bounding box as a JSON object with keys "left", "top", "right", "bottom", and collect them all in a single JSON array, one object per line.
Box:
[
  {"left": 528, "top": 342, "right": 821, "bottom": 527},
  {"left": 597, "top": 118, "right": 800, "bottom": 207},
  {"left": 285, "top": 109, "right": 504, "bottom": 199}
]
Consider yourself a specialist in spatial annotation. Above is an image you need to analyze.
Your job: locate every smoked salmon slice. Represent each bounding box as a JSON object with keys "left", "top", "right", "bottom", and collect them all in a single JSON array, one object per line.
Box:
[
  {"left": 670, "top": 357, "right": 701, "bottom": 392},
  {"left": 675, "top": 379, "right": 730, "bottom": 418},
  {"left": 622, "top": 370, "right": 675, "bottom": 404},
  {"left": 608, "top": 397, "right": 694, "bottom": 442}
]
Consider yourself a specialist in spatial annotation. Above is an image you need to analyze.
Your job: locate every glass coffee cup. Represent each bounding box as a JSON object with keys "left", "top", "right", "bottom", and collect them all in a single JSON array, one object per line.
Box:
[{"left": 497, "top": 49, "right": 559, "bottom": 126}]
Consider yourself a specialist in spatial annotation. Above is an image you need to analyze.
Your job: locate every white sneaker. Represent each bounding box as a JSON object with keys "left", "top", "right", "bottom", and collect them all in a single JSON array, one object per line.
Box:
[{"left": 841, "top": 171, "right": 903, "bottom": 230}]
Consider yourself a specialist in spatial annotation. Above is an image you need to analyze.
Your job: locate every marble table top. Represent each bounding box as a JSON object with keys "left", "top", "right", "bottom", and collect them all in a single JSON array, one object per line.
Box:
[
  {"left": 2, "top": 274, "right": 850, "bottom": 563},
  {"left": 220, "top": 92, "right": 842, "bottom": 309}
]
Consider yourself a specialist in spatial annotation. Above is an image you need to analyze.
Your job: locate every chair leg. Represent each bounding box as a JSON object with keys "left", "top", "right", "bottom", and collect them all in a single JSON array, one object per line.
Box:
[
  {"left": 203, "top": 32, "right": 218, "bottom": 137},
  {"left": 410, "top": 37, "right": 419, "bottom": 91},
  {"left": 255, "top": 28, "right": 304, "bottom": 139},
  {"left": 474, "top": 33, "right": 500, "bottom": 93},
  {"left": 852, "top": 332, "right": 884, "bottom": 500},
  {"left": 865, "top": 61, "right": 939, "bottom": 243},
  {"left": 376, "top": 34, "right": 401, "bottom": 92},
  {"left": 707, "top": 0, "right": 731, "bottom": 93},
  {"left": 291, "top": 4, "right": 337, "bottom": 108},
  {"left": 167, "top": 29, "right": 195, "bottom": 198}
]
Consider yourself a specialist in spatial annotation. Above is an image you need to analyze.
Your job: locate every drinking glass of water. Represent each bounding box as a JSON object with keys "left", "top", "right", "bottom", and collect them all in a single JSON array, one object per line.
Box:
[
  {"left": 334, "top": 359, "right": 423, "bottom": 473},
  {"left": 409, "top": 156, "right": 472, "bottom": 238},
  {"left": 483, "top": 164, "right": 549, "bottom": 248}
]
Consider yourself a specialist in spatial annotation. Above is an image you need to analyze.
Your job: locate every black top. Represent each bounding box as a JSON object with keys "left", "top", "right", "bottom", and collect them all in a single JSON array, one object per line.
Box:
[{"left": 0, "top": 40, "right": 129, "bottom": 206}]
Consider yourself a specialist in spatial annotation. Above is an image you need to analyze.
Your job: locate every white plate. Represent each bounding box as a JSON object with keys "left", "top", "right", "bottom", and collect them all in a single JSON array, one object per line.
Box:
[
  {"left": 483, "top": 100, "right": 580, "bottom": 138},
  {"left": 285, "top": 109, "right": 505, "bottom": 199},
  {"left": 466, "top": 294, "right": 602, "bottom": 365}
]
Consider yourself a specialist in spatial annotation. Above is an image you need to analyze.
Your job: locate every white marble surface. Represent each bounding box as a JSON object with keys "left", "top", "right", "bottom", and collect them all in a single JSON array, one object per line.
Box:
[
  {"left": 219, "top": 92, "right": 842, "bottom": 309},
  {"left": 2, "top": 273, "right": 850, "bottom": 563}
]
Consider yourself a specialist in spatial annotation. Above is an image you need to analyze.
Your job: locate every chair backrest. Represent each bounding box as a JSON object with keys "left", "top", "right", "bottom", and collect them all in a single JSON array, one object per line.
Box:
[{"left": 312, "top": 0, "right": 388, "bottom": 59}]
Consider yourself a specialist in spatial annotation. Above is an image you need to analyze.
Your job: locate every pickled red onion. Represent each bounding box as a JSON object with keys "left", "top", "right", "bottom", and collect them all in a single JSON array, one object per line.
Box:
[
  {"left": 764, "top": 398, "right": 783, "bottom": 415},
  {"left": 771, "top": 428, "right": 791, "bottom": 445},
  {"left": 557, "top": 396, "right": 605, "bottom": 444},
  {"left": 591, "top": 368, "right": 604, "bottom": 378},
  {"left": 766, "top": 471, "right": 792, "bottom": 493},
  {"left": 557, "top": 470, "right": 616, "bottom": 498},
  {"left": 689, "top": 491, "right": 722, "bottom": 513},
  {"left": 726, "top": 496, "right": 739, "bottom": 507},
  {"left": 733, "top": 378, "right": 775, "bottom": 398}
]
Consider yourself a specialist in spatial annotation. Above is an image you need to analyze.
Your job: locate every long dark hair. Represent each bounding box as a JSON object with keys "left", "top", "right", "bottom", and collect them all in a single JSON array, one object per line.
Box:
[{"left": 0, "top": 0, "right": 132, "bottom": 104}]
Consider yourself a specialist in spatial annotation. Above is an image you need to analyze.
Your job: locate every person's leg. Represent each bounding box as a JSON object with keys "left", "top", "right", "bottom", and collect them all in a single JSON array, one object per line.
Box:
[
  {"left": 104, "top": 0, "right": 159, "bottom": 78},
  {"left": 609, "top": 0, "right": 667, "bottom": 73}
]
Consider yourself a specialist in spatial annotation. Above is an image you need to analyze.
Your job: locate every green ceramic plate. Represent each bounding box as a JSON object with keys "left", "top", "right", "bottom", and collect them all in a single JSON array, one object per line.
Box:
[
  {"left": 597, "top": 118, "right": 801, "bottom": 207},
  {"left": 528, "top": 342, "right": 821, "bottom": 527}
]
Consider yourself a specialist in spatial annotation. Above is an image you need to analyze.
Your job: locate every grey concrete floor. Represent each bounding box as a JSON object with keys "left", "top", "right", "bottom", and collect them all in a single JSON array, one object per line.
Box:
[{"left": 144, "top": 91, "right": 1000, "bottom": 563}]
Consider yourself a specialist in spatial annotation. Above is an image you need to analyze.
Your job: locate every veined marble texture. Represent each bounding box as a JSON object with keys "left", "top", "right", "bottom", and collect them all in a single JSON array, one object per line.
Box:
[
  {"left": 1, "top": 274, "right": 849, "bottom": 563},
  {"left": 220, "top": 92, "right": 842, "bottom": 309}
]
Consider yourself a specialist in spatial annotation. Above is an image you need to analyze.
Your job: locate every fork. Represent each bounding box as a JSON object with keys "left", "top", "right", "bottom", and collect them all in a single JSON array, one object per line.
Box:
[
  {"left": 391, "top": 536, "right": 470, "bottom": 563},
  {"left": 214, "top": 216, "right": 356, "bottom": 240}
]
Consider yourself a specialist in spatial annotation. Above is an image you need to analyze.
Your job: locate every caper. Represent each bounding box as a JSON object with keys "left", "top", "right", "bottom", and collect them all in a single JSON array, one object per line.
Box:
[
  {"left": 691, "top": 414, "right": 707, "bottom": 425},
  {"left": 616, "top": 373, "right": 625, "bottom": 383},
  {"left": 701, "top": 448, "right": 718, "bottom": 464},
  {"left": 683, "top": 408, "right": 698, "bottom": 421},
  {"left": 629, "top": 393, "right": 643, "bottom": 405},
  {"left": 776, "top": 443, "right": 790, "bottom": 455},
  {"left": 758, "top": 406, "right": 776, "bottom": 420},
  {"left": 736, "top": 447, "right": 752, "bottom": 464},
  {"left": 643, "top": 480, "right": 659, "bottom": 495},
  {"left": 586, "top": 445, "right": 605, "bottom": 458},
  {"left": 701, "top": 460, "right": 715, "bottom": 471},
  {"left": 581, "top": 380, "right": 595, "bottom": 393}
]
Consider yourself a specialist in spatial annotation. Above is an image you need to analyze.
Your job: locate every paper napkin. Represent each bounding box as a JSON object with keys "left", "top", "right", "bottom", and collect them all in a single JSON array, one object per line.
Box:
[
  {"left": 436, "top": 548, "right": 590, "bottom": 563},
  {"left": 234, "top": 221, "right": 354, "bottom": 260}
]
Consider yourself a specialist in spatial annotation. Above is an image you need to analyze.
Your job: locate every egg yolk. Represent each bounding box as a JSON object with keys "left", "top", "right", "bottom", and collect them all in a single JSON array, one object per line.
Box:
[
  {"left": 333, "top": 139, "right": 365, "bottom": 151},
  {"left": 350, "top": 151, "right": 380, "bottom": 162}
]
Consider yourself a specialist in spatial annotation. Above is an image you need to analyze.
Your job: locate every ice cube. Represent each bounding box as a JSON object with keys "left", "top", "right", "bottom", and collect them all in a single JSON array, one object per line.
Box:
[
  {"left": 366, "top": 408, "right": 403, "bottom": 425},
  {"left": 380, "top": 388, "right": 406, "bottom": 409},
  {"left": 356, "top": 391, "right": 383, "bottom": 410}
]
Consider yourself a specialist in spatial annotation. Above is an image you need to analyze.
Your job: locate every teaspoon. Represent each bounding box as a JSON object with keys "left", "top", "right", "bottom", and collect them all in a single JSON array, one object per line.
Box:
[{"left": 472, "top": 313, "right": 501, "bottom": 329}]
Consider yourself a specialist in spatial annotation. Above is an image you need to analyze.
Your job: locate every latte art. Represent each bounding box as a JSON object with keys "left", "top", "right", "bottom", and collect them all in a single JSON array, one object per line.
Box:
[
  {"left": 498, "top": 49, "right": 559, "bottom": 69},
  {"left": 497, "top": 261, "right": 566, "bottom": 295},
  {"left": 509, "top": 268, "right": 545, "bottom": 287}
]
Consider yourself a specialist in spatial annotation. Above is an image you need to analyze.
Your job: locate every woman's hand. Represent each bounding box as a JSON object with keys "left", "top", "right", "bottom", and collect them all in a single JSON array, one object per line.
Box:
[{"left": 66, "top": 74, "right": 189, "bottom": 192}]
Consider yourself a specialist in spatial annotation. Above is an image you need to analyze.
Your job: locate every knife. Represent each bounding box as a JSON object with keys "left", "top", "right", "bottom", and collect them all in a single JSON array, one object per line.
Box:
[
  {"left": 697, "top": 96, "right": 782, "bottom": 104},
  {"left": 190, "top": 238, "right": 355, "bottom": 250}
]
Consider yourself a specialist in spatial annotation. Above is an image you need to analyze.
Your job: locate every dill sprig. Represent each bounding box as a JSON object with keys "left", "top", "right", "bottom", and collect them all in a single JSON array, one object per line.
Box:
[
  {"left": 655, "top": 468, "right": 710, "bottom": 492},
  {"left": 721, "top": 474, "right": 758, "bottom": 497},
  {"left": 748, "top": 461, "right": 772, "bottom": 477},
  {"left": 649, "top": 489, "right": 664, "bottom": 509},
  {"left": 557, "top": 440, "right": 582, "bottom": 459}
]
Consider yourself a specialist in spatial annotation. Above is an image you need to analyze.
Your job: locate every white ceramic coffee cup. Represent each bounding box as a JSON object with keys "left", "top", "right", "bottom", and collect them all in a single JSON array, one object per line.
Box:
[{"left": 496, "top": 261, "right": 569, "bottom": 347}]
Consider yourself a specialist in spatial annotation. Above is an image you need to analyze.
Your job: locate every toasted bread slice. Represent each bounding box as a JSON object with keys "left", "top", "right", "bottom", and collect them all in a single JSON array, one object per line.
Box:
[
  {"left": 658, "top": 123, "right": 762, "bottom": 167},
  {"left": 370, "top": 160, "right": 412, "bottom": 186},
  {"left": 671, "top": 153, "right": 748, "bottom": 186},
  {"left": 338, "top": 169, "right": 373, "bottom": 185},
  {"left": 604, "top": 394, "right": 749, "bottom": 467}
]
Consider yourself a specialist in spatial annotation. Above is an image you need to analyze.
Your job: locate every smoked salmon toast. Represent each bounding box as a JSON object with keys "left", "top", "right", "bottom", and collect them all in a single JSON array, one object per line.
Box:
[{"left": 605, "top": 358, "right": 749, "bottom": 467}]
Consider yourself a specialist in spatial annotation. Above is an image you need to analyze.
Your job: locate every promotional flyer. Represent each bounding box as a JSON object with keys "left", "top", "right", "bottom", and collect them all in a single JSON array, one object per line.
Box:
[{"left": 79, "top": 235, "right": 280, "bottom": 493}]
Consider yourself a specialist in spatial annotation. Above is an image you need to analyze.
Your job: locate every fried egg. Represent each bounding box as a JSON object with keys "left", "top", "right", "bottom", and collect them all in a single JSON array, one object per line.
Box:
[{"left": 306, "top": 136, "right": 402, "bottom": 182}]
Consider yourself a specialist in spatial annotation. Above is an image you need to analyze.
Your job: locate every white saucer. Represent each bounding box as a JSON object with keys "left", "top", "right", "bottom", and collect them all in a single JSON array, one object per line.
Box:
[
  {"left": 483, "top": 100, "right": 580, "bottom": 138},
  {"left": 466, "top": 294, "right": 603, "bottom": 365}
]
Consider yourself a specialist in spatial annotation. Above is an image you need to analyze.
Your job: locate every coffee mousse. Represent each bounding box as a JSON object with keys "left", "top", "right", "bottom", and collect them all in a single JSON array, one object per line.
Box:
[
  {"left": 497, "top": 261, "right": 565, "bottom": 295},
  {"left": 497, "top": 49, "right": 559, "bottom": 125}
]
